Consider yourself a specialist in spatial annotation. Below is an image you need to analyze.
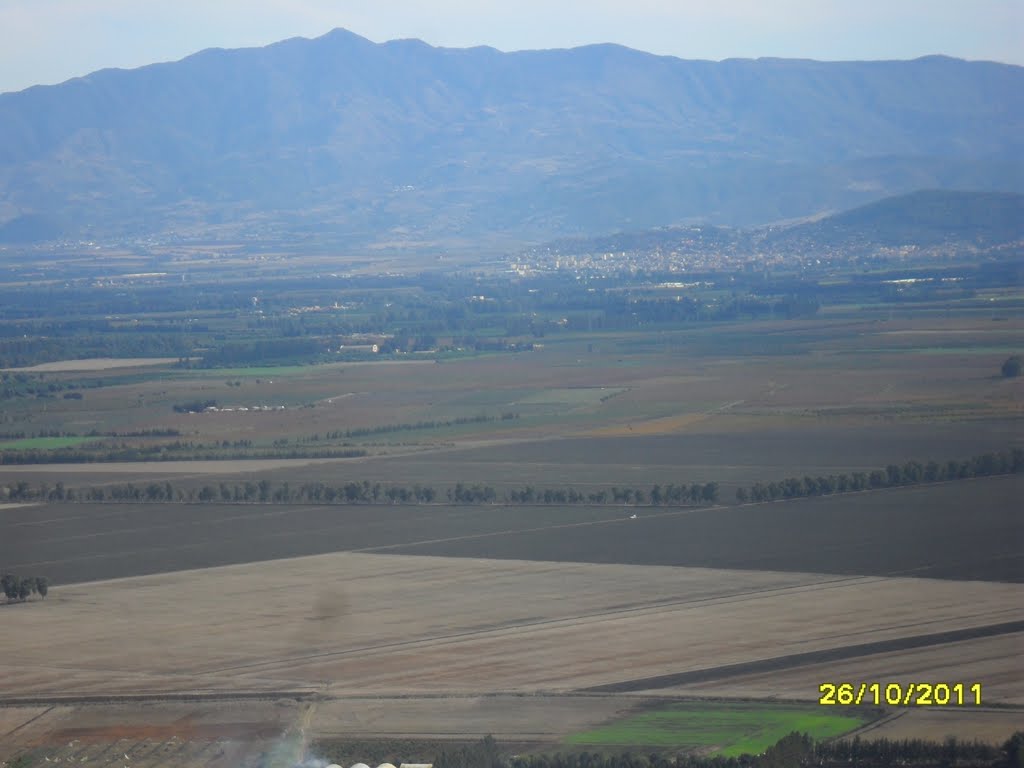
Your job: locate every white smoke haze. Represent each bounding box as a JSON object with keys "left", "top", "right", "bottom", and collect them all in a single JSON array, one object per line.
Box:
[
  {"left": 290, "top": 758, "right": 332, "bottom": 768},
  {"left": 256, "top": 701, "right": 428, "bottom": 768}
]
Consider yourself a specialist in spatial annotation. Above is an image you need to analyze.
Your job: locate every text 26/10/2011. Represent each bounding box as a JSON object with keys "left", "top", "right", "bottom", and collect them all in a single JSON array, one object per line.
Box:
[{"left": 819, "top": 682, "right": 982, "bottom": 706}]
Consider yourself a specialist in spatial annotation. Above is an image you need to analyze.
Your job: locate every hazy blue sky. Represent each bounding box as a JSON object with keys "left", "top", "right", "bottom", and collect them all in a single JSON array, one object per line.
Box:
[{"left": 2, "top": 0, "right": 1021, "bottom": 94}]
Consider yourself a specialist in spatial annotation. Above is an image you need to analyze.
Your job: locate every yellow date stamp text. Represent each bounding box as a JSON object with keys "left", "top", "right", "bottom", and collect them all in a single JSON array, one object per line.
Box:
[{"left": 819, "top": 682, "right": 982, "bottom": 706}]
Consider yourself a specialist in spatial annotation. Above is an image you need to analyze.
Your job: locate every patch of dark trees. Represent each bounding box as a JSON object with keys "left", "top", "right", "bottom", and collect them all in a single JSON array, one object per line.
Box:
[
  {"left": 434, "top": 731, "right": 1023, "bottom": 768},
  {"left": 172, "top": 399, "right": 218, "bottom": 413},
  {"left": 0, "top": 370, "right": 172, "bottom": 402},
  {"left": 1, "top": 573, "right": 48, "bottom": 602},
  {"left": 0, "top": 332, "right": 192, "bottom": 370},
  {"left": 736, "top": 449, "right": 1024, "bottom": 504},
  {"left": 0, "top": 371, "right": 108, "bottom": 401},
  {"left": 1003, "top": 355, "right": 1022, "bottom": 378},
  {"left": 194, "top": 338, "right": 327, "bottom": 367}
]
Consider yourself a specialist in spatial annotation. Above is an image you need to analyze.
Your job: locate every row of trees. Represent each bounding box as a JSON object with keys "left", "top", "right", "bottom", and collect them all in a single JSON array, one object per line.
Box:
[
  {"left": 507, "top": 482, "right": 719, "bottom": 505},
  {"left": 330, "top": 412, "right": 518, "bottom": 439},
  {"left": 0, "top": 443, "right": 368, "bottom": 465},
  {"left": 736, "top": 449, "right": 1024, "bottom": 503},
  {"left": 3, "top": 449, "right": 1019, "bottom": 507},
  {"left": 1, "top": 573, "right": 47, "bottom": 602},
  {"left": 434, "top": 732, "right": 1022, "bottom": 768},
  {"left": 1, "top": 479, "right": 719, "bottom": 507},
  {"left": 817, "top": 734, "right": 1020, "bottom": 766},
  {"left": 0, "top": 428, "right": 180, "bottom": 440}
]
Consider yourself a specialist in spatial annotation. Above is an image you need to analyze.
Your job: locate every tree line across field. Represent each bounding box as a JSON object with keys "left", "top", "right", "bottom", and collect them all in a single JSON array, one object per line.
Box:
[
  {"left": 332, "top": 411, "right": 519, "bottom": 438},
  {"left": 431, "top": 731, "right": 1024, "bottom": 768},
  {"left": 734, "top": 449, "right": 1023, "bottom": 503},
  {"left": 0, "top": 477, "right": 722, "bottom": 506},
  {"left": 1, "top": 573, "right": 47, "bottom": 602},
  {"left": 1, "top": 449, "right": 1020, "bottom": 508},
  {"left": 0, "top": 442, "right": 368, "bottom": 464},
  {"left": 0, "top": 412, "right": 523, "bottom": 465}
]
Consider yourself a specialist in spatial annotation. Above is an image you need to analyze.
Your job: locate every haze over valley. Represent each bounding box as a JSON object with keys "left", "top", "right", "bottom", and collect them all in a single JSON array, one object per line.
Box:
[{"left": 1, "top": 18, "right": 1022, "bottom": 768}]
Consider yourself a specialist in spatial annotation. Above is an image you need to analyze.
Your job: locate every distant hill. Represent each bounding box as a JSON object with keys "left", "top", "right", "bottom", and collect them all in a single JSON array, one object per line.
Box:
[
  {"left": 529, "top": 190, "right": 1024, "bottom": 261},
  {"left": 766, "top": 190, "right": 1024, "bottom": 249},
  {"left": 0, "top": 29, "right": 1022, "bottom": 248}
]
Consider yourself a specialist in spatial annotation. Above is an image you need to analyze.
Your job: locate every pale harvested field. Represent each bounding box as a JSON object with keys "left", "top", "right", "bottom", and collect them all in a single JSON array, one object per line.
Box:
[
  {"left": 2, "top": 553, "right": 1021, "bottom": 760},
  {"left": 3, "top": 357, "right": 181, "bottom": 372},
  {"left": 3, "top": 553, "right": 1020, "bottom": 702},
  {"left": 858, "top": 707, "right": 1024, "bottom": 742},
  {"left": 633, "top": 631, "right": 1024, "bottom": 705}
]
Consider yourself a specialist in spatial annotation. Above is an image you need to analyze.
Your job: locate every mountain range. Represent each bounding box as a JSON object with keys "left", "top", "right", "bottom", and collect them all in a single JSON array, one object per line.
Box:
[{"left": 1, "top": 29, "right": 1021, "bottom": 249}]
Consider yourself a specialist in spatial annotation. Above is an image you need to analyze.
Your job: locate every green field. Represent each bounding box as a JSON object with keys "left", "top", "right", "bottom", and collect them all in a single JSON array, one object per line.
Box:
[
  {"left": 0, "top": 435, "right": 94, "bottom": 450},
  {"left": 565, "top": 702, "right": 872, "bottom": 757}
]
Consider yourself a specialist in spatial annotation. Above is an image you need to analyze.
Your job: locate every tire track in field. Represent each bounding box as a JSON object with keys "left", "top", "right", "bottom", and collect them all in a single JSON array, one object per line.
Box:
[
  {"left": 4, "top": 501, "right": 709, "bottom": 577},
  {"left": 3, "top": 571, "right": 908, "bottom": 697},
  {"left": 579, "top": 620, "right": 1024, "bottom": 693},
  {"left": 188, "top": 570, "right": 1007, "bottom": 681},
  {"left": 191, "top": 571, "right": 865, "bottom": 676},
  {"left": 0, "top": 705, "right": 55, "bottom": 740},
  {"left": 0, "top": 691, "right": 316, "bottom": 707},
  {"left": 351, "top": 502, "right": 718, "bottom": 555}
]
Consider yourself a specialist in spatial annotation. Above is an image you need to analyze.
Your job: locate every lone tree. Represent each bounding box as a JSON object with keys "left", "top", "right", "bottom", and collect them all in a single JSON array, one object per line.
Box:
[{"left": 1002, "top": 355, "right": 1023, "bottom": 378}]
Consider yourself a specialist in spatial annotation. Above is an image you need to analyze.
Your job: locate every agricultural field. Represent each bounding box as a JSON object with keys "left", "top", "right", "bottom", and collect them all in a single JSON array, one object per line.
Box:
[
  {"left": 1, "top": 267, "right": 1021, "bottom": 765},
  {"left": 1, "top": 551, "right": 1021, "bottom": 763},
  {"left": 1, "top": 475, "right": 1021, "bottom": 585},
  {"left": 563, "top": 702, "right": 872, "bottom": 756},
  {"left": 0, "top": 436, "right": 94, "bottom": 450},
  {"left": 385, "top": 476, "right": 1024, "bottom": 582},
  {"left": 1, "top": 313, "right": 1020, "bottom": 463},
  {"left": 4, "top": 357, "right": 183, "bottom": 372}
]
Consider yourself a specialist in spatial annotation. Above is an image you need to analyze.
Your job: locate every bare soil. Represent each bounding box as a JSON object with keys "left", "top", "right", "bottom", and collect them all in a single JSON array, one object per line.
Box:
[
  {"left": 4, "top": 357, "right": 182, "bottom": 372},
  {"left": 3, "top": 476, "right": 1020, "bottom": 586}
]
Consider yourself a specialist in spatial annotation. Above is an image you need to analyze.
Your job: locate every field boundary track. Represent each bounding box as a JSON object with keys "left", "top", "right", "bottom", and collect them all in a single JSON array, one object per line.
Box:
[
  {"left": 580, "top": 620, "right": 1024, "bottom": 692},
  {"left": 0, "top": 691, "right": 317, "bottom": 707}
]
